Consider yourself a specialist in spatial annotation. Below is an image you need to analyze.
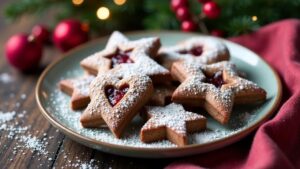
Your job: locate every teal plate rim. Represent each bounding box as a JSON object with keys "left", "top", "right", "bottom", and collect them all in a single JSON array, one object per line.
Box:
[{"left": 35, "top": 31, "right": 282, "bottom": 158}]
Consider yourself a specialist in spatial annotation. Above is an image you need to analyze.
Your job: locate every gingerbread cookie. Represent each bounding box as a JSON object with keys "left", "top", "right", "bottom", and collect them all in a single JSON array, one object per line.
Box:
[
  {"left": 59, "top": 75, "right": 95, "bottom": 110},
  {"left": 171, "top": 61, "right": 266, "bottom": 124},
  {"left": 148, "top": 85, "right": 176, "bottom": 106},
  {"left": 140, "top": 103, "right": 206, "bottom": 146},
  {"left": 80, "top": 74, "right": 153, "bottom": 138},
  {"left": 80, "top": 31, "right": 169, "bottom": 83},
  {"left": 157, "top": 37, "right": 230, "bottom": 70},
  {"left": 108, "top": 46, "right": 171, "bottom": 83}
]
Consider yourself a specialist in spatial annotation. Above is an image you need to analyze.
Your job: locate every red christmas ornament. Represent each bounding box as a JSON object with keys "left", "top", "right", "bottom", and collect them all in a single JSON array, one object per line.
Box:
[
  {"left": 211, "top": 29, "right": 225, "bottom": 37},
  {"left": 5, "top": 34, "right": 43, "bottom": 71},
  {"left": 176, "top": 7, "right": 190, "bottom": 21},
  {"left": 171, "top": 0, "right": 187, "bottom": 11},
  {"left": 181, "top": 20, "right": 197, "bottom": 32},
  {"left": 31, "top": 24, "right": 50, "bottom": 44},
  {"left": 53, "top": 19, "right": 89, "bottom": 52},
  {"left": 198, "top": 0, "right": 211, "bottom": 4},
  {"left": 202, "top": 1, "right": 221, "bottom": 19}
]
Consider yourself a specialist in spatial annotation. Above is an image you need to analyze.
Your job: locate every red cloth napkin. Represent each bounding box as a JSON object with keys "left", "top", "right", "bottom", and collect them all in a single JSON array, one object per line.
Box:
[{"left": 166, "top": 19, "right": 300, "bottom": 169}]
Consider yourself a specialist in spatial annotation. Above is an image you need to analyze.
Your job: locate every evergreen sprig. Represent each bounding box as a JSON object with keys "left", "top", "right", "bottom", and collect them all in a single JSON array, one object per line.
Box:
[{"left": 4, "top": 0, "right": 300, "bottom": 36}]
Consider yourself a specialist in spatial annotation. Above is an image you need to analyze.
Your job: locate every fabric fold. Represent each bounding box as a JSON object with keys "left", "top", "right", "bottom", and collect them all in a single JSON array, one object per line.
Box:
[{"left": 166, "top": 19, "right": 300, "bottom": 169}]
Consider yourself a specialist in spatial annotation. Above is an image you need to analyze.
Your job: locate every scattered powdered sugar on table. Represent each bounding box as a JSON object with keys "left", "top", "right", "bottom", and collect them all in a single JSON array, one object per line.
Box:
[
  {"left": 55, "top": 154, "right": 101, "bottom": 169},
  {"left": 20, "top": 93, "right": 27, "bottom": 100},
  {"left": 0, "top": 109, "right": 48, "bottom": 155},
  {"left": 80, "top": 163, "right": 96, "bottom": 169},
  {"left": 19, "top": 135, "right": 48, "bottom": 155},
  {"left": 0, "top": 72, "right": 14, "bottom": 84},
  {"left": 0, "top": 110, "right": 30, "bottom": 139},
  {"left": 0, "top": 95, "right": 104, "bottom": 168},
  {"left": 0, "top": 111, "right": 16, "bottom": 123},
  {"left": 79, "top": 160, "right": 99, "bottom": 169}
]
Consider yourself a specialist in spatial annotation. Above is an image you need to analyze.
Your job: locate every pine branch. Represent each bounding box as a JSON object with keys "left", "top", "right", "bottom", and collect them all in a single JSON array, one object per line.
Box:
[
  {"left": 4, "top": 0, "right": 64, "bottom": 21},
  {"left": 4, "top": 0, "right": 300, "bottom": 36}
]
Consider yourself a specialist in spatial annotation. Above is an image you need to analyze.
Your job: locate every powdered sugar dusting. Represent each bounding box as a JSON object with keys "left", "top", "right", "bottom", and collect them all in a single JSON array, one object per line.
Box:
[
  {"left": 0, "top": 93, "right": 107, "bottom": 167},
  {"left": 84, "top": 74, "right": 155, "bottom": 134},
  {"left": 190, "top": 110, "right": 258, "bottom": 143},
  {"left": 49, "top": 76, "right": 261, "bottom": 148},
  {"left": 47, "top": 66, "right": 262, "bottom": 148},
  {"left": 173, "top": 60, "right": 266, "bottom": 123},
  {"left": 80, "top": 161, "right": 99, "bottom": 169},
  {"left": 158, "top": 36, "right": 229, "bottom": 69},
  {"left": 80, "top": 31, "right": 169, "bottom": 80},
  {"left": 71, "top": 75, "right": 95, "bottom": 96},
  {"left": 19, "top": 135, "right": 48, "bottom": 155},
  {"left": 0, "top": 72, "right": 14, "bottom": 84},
  {"left": 0, "top": 108, "right": 51, "bottom": 155},
  {"left": 0, "top": 111, "right": 16, "bottom": 123},
  {"left": 144, "top": 103, "right": 206, "bottom": 134},
  {"left": 110, "top": 52, "right": 169, "bottom": 79},
  {"left": 49, "top": 88, "right": 175, "bottom": 148}
]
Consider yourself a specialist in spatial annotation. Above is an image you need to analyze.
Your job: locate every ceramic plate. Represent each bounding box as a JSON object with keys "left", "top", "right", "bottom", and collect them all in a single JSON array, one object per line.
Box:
[{"left": 36, "top": 31, "right": 282, "bottom": 158}]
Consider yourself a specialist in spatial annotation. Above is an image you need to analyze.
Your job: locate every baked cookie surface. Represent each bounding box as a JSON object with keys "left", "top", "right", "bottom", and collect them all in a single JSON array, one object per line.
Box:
[
  {"left": 81, "top": 74, "right": 153, "bottom": 138},
  {"left": 59, "top": 75, "right": 95, "bottom": 110},
  {"left": 171, "top": 61, "right": 267, "bottom": 124},
  {"left": 157, "top": 37, "right": 230, "bottom": 70},
  {"left": 80, "top": 31, "right": 170, "bottom": 83},
  {"left": 141, "top": 103, "right": 206, "bottom": 146}
]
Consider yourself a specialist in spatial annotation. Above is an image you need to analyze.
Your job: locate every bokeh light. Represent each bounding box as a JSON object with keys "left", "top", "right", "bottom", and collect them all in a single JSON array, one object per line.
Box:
[
  {"left": 252, "top": 16, "right": 258, "bottom": 22},
  {"left": 97, "top": 7, "right": 110, "bottom": 20},
  {"left": 72, "top": 0, "right": 84, "bottom": 6},
  {"left": 114, "top": 0, "right": 126, "bottom": 6}
]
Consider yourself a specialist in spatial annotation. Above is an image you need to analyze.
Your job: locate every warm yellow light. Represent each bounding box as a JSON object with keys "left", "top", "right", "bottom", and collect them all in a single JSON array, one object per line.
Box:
[
  {"left": 72, "top": 0, "right": 84, "bottom": 6},
  {"left": 252, "top": 16, "right": 258, "bottom": 22},
  {"left": 97, "top": 7, "right": 110, "bottom": 20},
  {"left": 114, "top": 0, "right": 126, "bottom": 6}
]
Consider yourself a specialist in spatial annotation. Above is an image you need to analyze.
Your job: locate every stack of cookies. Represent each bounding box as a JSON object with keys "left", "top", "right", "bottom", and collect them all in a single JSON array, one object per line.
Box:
[{"left": 59, "top": 31, "right": 267, "bottom": 146}]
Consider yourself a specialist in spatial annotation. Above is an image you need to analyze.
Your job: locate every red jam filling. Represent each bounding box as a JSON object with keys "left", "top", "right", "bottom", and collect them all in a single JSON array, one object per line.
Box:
[
  {"left": 179, "top": 46, "right": 203, "bottom": 56},
  {"left": 105, "top": 85, "right": 129, "bottom": 106},
  {"left": 110, "top": 49, "right": 134, "bottom": 68},
  {"left": 204, "top": 71, "right": 225, "bottom": 88}
]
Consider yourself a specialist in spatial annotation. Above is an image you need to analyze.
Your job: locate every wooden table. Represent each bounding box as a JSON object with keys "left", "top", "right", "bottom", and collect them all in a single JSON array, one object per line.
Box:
[{"left": 0, "top": 4, "right": 172, "bottom": 169}]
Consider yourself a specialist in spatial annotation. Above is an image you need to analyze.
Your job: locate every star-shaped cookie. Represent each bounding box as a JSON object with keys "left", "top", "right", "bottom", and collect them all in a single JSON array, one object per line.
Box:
[
  {"left": 108, "top": 45, "right": 171, "bottom": 83},
  {"left": 59, "top": 75, "right": 95, "bottom": 110},
  {"left": 140, "top": 103, "right": 206, "bottom": 146},
  {"left": 80, "top": 74, "right": 153, "bottom": 138},
  {"left": 157, "top": 37, "right": 230, "bottom": 70},
  {"left": 80, "top": 31, "right": 170, "bottom": 83},
  {"left": 171, "top": 61, "right": 267, "bottom": 124}
]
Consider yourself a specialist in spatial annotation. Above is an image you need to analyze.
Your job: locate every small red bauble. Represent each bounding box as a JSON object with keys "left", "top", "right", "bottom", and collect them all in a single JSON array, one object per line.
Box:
[
  {"left": 53, "top": 19, "right": 89, "bottom": 52},
  {"left": 198, "top": 0, "right": 211, "bottom": 4},
  {"left": 5, "top": 34, "right": 43, "bottom": 71},
  {"left": 31, "top": 24, "right": 50, "bottom": 44},
  {"left": 171, "top": 0, "right": 188, "bottom": 11},
  {"left": 211, "top": 29, "right": 224, "bottom": 37},
  {"left": 202, "top": 1, "right": 221, "bottom": 19},
  {"left": 181, "top": 20, "right": 197, "bottom": 32},
  {"left": 176, "top": 7, "right": 190, "bottom": 21}
]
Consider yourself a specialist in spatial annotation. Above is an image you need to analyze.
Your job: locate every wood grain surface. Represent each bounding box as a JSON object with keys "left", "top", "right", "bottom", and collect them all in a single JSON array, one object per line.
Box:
[{"left": 0, "top": 3, "right": 173, "bottom": 168}]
